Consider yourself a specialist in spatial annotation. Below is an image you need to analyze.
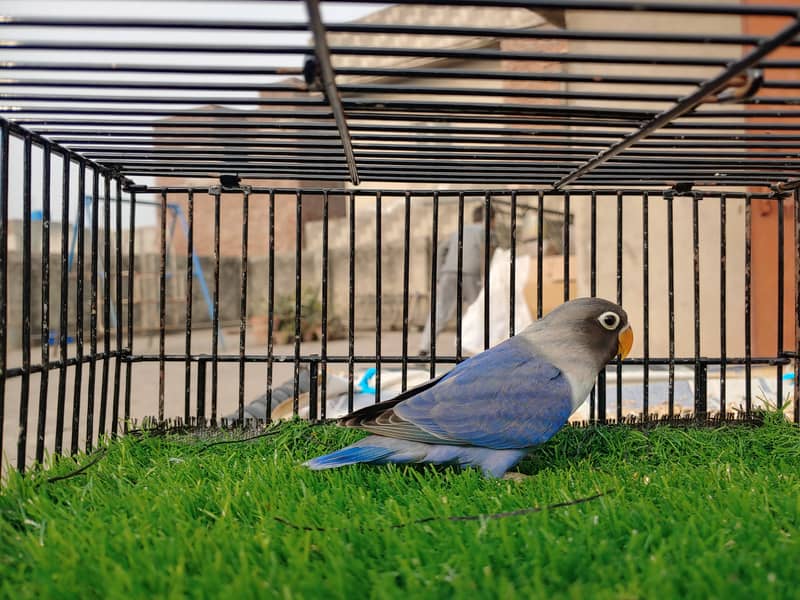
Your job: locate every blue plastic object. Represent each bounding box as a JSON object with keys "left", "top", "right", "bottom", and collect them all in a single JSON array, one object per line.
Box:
[
  {"left": 48, "top": 332, "right": 75, "bottom": 346},
  {"left": 358, "top": 368, "right": 377, "bottom": 394}
]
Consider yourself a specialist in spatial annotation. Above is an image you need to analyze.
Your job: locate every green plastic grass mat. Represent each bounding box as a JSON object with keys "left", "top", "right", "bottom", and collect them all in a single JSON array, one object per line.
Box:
[{"left": 2, "top": 417, "right": 799, "bottom": 599}]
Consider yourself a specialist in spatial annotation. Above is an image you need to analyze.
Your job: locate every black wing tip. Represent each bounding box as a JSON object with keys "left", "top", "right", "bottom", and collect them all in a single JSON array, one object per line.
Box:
[
  {"left": 338, "top": 400, "right": 401, "bottom": 428},
  {"left": 337, "top": 373, "right": 446, "bottom": 426}
]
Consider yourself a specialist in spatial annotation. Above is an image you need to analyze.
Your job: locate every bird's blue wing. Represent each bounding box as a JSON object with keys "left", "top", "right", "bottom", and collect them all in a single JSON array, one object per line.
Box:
[{"left": 345, "top": 335, "right": 573, "bottom": 450}]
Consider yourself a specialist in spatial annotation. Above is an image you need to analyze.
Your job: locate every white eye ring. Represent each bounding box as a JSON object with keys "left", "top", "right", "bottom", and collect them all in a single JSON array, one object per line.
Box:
[{"left": 598, "top": 311, "right": 620, "bottom": 331}]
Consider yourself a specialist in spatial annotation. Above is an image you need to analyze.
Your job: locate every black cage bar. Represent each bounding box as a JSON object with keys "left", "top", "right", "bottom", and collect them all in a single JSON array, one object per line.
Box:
[{"left": 1, "top": 0, "right": 800, "bottom": 472}]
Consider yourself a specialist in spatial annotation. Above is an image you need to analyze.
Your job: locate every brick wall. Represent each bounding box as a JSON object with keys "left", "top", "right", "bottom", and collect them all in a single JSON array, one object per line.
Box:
[{"left": 151, "top": 177, "right": 346, "bottom": 258}]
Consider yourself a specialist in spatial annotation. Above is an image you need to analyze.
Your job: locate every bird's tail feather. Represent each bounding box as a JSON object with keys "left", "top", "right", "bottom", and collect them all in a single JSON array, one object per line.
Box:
[{"left": 303, "top": 444, "right": 395, "bottom": 470}]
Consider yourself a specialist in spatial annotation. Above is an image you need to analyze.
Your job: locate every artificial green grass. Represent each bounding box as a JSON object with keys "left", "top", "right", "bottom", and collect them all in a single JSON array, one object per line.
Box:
[{"left": 2, "top": 418, "right": 800, "bottom": 600}]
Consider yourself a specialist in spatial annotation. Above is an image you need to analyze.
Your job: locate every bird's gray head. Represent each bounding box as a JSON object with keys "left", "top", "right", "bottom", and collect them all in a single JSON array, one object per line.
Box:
[{"left": 537, "top": 297, "right": 633, "bottom": 365}]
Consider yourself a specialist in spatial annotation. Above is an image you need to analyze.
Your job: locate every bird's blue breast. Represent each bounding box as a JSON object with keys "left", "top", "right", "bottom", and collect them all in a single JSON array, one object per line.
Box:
[{"left": 394, "top": 335, "right": 574, "bottom": 449}]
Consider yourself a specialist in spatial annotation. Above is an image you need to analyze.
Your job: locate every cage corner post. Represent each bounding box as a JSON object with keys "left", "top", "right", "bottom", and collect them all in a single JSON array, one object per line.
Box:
[
  {"left": 794, "top": 189, "right": 800, "bottom": 424},
  {"left": 0, "top": 121, "right": 8, "bottom": 478}
]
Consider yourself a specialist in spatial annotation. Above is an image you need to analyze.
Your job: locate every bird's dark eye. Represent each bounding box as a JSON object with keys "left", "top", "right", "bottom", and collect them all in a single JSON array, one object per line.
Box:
[{"left": 598, "top": 311, "right": 620, "bottom": 331}]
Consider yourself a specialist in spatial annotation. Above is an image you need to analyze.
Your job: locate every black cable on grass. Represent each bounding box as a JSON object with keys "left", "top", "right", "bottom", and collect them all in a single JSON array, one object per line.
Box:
[
  {"left": 196, "top": 430, "right": 281, "bottom": 453},
  {"left": 45, "top": 448, "right": 108, "bottom": 484},
  {"left": 274, "top": 489, "right": 612, "bottom": 532},
  {"left": 41, "top": 427, "right": 280, "bottom": 484}
]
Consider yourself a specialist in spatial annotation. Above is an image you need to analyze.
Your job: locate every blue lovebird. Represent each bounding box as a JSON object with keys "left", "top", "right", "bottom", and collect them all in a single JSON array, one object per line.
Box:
[{"left": 304, "top": 298, "right": 633, "bottom": 479}]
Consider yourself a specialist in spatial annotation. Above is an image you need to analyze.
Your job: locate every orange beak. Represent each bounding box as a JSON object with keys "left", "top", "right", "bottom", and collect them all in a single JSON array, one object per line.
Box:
[{"left": 617, "top": 325, "right": 633, "bottom": 359}]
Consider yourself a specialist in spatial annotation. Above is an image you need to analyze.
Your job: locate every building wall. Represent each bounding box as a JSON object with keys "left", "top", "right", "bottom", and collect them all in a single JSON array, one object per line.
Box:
[
  {"left": 151, "top": 177, "right": 345, "bottom": 258},
  {"left": 743, "top": 1, "right": 800, "bottom": 357},
  {"left": 565, "top": 4, "right": 748, "bottom": 359}
]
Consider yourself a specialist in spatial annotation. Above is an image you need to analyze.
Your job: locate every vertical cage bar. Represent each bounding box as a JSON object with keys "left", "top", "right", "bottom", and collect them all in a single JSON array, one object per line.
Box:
[
  {"left": 794, "top": 189, "right": 799, "bottom": 424},
  {"left": 124, "top": 191, "right": 136, "bottom": 433},
  {"left": 98, "top": 175, "right": 111, "bottom": 437},
  {"left": 158, "top": 189, "right": 167, "bottom": 424},
  {"left": 697, "top": 363, "right": 708, "bottom": 416},
  {"left": 401, "top": 191, "right": 410, "bottom": 391},
  {"left": 85, "top": 170, "right": 99, "bottom": 452},
  {"left": 483, "top": 193, "right": 491, "bottom": 351},
  {"left": 266, "top": 190, "right": 275, "bottom": 423},
  {"left": 430, "top": 191, "right": 439, "bottom": 374},
  {"left": 111, "top": 178, "right": 123, "bottom": 436},
  {"left": 375, "top": 191, "right": 382, "bottom": 404},
  {"left": 720, "top": 195, "right": 727, "bottom": 417},
  {"left": 590, "top": 192, "right": 597, "bottom": 298},
  {"left": 692, "top": 194, "right": 705, "bottom": 416},
  {"left": 642, "top": 191, "right": 649, "bottom": 419},
  {"left": 591, "top": 191, "right": 602, "bottom": 423},
  {"left": 308, "top": 357, "right": 318, "bottom": 421},
  {"left": 293, "top": 191, "right": 302, "bottom": 416},
  {"left": 211, "top": 189, "right": 221, "bottom": 426},
  {"left": 456, "top": 192, "right": 464, "bottom": 361},
  {"left": 0, "top": 124, "right": 7, "bottom": 476},
  {"left": 777, "top": 193, "right": 785, "bottom": 409},
  {"left": 320, "top": 191, "right": 329, "bottom": 419},
  {"left": 745, "top": 194, "right": 752, "bottom": 416},
  {"left": 70, "top": 161, "right": 85, "bottom": 454},
  {"left": 238, "top": 190, "right": 249, "bottom": 424},
  {"left": 196, "top": 359, "right": 206, "bottom": 423},
  {"left": 265, "top": 190, "right": 275, "bottom": 421},
  {"left": 616, "top": 191, "right": 623, "bottom": 422},
  {"left": 348, "top": 191, "right": 355, "bottom": 413},
  {"left": 55, "top": 151, "right": 70, "bottom": 453},
  {"left": 184, "top": 192, "right": 194, "bottom": 424},
  {"left": 35, "top": 142, "right": 52, "bottom": 464},
  {"left": 536, "top": 191, "right": 544, "bottom": 319},
  {"left": 509, "top": 191, "right": 517, "bottom": 337},
  {"left": 17, "top": 134, "right": 32, "bottom": 470},
  {"left": 667, "top": 193, "right": 675, "bottom": 417},
  {"left": 563, "top": 192, "right": 570, "bottom": 302}
]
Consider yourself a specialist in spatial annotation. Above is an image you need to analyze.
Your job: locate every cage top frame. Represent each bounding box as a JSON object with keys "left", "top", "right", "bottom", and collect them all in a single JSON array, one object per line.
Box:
[{"left": 2, "top": 0, "right": 800, "bottom": 190}]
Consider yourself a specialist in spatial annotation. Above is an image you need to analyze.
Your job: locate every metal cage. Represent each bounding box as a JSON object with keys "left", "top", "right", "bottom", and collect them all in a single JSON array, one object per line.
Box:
[{"left": 1, "top": 0, "right": 799, "bottom": 473}]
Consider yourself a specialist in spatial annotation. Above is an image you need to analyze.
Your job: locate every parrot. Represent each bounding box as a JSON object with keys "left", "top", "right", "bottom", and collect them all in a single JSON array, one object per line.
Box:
[{"left": 304, "top": 297, "right": 633, "bottom": 478}]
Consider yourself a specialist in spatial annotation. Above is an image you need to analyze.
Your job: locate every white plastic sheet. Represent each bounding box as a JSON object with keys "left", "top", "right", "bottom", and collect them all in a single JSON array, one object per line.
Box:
[{"left": 461, "top": 248, "right": 533, "bottom": 355}]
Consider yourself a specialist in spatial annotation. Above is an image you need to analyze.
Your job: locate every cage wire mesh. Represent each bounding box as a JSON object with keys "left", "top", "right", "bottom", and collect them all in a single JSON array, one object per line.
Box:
[{"left": 1, "top": 0, "right": 799, "bottom": 473}]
